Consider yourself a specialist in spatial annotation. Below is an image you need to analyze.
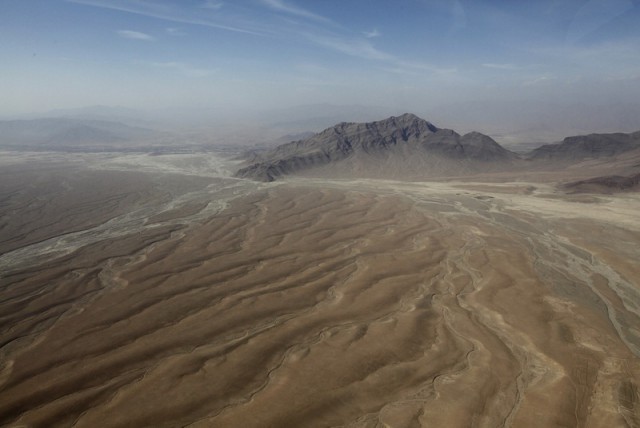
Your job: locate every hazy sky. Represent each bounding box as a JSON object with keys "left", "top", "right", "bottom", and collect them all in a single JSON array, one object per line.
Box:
[{"left": 2, "top": 0, "right": 640, "bottom": 119}]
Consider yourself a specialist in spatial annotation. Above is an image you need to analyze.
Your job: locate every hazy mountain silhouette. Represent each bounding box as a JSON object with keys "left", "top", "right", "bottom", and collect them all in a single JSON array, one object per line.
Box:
[{"left": 0, "top": 118, "right": 155, "bottom": 148}]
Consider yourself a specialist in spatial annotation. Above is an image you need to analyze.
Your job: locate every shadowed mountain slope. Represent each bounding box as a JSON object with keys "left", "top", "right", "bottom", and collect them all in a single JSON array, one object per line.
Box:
[
  {"left": 529, "top": 131, "right": 640, "bottom": 160},
  {"left": 235, "top": 114, "right": 519, "bottom": 181},
  {"left": 563, "top": 172, "right": 640, "bottom": 194}
]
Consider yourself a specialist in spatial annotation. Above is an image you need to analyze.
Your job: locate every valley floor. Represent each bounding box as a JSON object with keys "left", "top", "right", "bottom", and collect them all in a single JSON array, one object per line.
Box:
[{"left": 1, "top": 152, "right": 639, "bottom": 427}]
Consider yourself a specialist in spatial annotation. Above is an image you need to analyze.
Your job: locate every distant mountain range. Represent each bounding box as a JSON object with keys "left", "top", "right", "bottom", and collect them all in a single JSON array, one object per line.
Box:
[
  {"left": 3, "top": 113, "right": 639, "bottom": 185},
  {"left": 0, "top": 118, "right": 156, "bottom": 149},
  {"left": 235, "top": 114, "right": 640, "bottom": 182}
]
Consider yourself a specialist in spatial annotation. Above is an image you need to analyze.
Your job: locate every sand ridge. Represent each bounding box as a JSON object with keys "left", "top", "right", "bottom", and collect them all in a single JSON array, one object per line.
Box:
[{"left": 1, "top": 159, "right": 639, "bottom": 427}]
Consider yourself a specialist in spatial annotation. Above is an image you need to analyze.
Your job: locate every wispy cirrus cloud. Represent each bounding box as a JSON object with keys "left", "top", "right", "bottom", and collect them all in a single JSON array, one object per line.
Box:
[
  {"left": 68, "top": 0, "right": 264, "bottom": 35},
  {"left": 450, "top": 0, "right": 467, "bottom": 34},
  {"left": 166, "top": 27, "right": 186, "bottom": 36},
  {"left": 117, "top": 30, "right": 155, "bottom": 41},
  {"left": 482, "top": 63, "right": 519, "bottom": 70},
  {"left": 305, "top": 34, "right": 392, "bottom": 61},
  {"left": 363, "top": 29, "right": 380, "bottom": 39},
  {"left": 383, "top": 60, "right": 458, "bottom": 77},
  {"left": 69, "top": 0, "right": 455, "bottom": 76},
  {"left": 566, "top": 0, "right": 633, "bottom": 44},
  {"left": 522, "top": 73, "right": 556, "bottom": 86},
  {"left": 147, "top": 61, "right": 217, "bottom": 78},
  {"left": 201, "top": 0, "right": 223, "bottom": 10},
  {"left": 259, "top": 0, "right": 333, "bottom": 24},
  {"left": 307, "top": 33, "right": 457, "bottom": 77}
]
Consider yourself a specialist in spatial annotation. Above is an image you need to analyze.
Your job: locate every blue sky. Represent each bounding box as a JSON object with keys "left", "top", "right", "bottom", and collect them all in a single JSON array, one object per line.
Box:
[{"left": 2, "top": 0, "right": 640, "bottom": 122}]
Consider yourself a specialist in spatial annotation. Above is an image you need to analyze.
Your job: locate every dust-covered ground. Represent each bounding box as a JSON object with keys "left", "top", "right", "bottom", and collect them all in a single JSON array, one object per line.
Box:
[{"left": 1, "top": 150, "right": 639, "bottom": 427}]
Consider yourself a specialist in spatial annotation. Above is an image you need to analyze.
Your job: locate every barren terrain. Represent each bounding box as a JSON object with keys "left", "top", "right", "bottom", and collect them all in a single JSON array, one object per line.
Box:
[{"left": 1, "top": 150, "right": 639, "bottom": 427}]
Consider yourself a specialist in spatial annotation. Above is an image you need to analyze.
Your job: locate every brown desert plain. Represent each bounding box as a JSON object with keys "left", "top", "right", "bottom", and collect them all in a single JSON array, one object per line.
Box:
[{"left": 1, "top": 149, "right": 640, "bottom": 427}]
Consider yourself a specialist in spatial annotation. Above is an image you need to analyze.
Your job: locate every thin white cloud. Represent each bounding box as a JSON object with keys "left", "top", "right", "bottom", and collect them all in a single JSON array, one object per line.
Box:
[
  {"left": 363, "top": 29, "right": 380, "bottom": 39},
  {"left": 117, "top": 30, "right": 155, "bottom": 41},
  {"left": 305, "top": 34, "right": 392, "bottom": 61},
  {"left": 566, "top": 0, "right": 633, "bottom": 44},
  {"left": 68, "top": 0, "right": 264, "bottom": 35},
  {"left": 482, "top": 63, "right": 519, "bottom": 70},
  {"left": 604, "top": 69, "right": 640, "bottom": 82},
  {"left": 303, "top": 32, "right": 457, "bottom": 77},
  {"left": 259, "top": 0, "right": 333, "bottom": 24},
  {"left": 450, "top": 0, "right": 466, "bottom": 34},
  {"left": 166, "top": 27, "right": 186, "bottom": 36},
  {"left": 392, "top": 60, "right": 458, "bottom": 76},
  {"left": 294, "top": 62, "right": 331, "bottom": 74},
  {"left": 380, "top": 66, "right": 425, "bottom": 77},
  {"left": 147, "top": 61, "right": 217, "bottom": 78},
  {"left": 530, "top": 39, "right": 640, "bottom": 81},
  {"left": 522, "top": 74, "right": 557, "bottom": 86},
  {"left": 201, "top": 0, "right": 223, "bottom": 10},
  {"left": 70, "top": 0, "right": 455, "bottom": 76}
]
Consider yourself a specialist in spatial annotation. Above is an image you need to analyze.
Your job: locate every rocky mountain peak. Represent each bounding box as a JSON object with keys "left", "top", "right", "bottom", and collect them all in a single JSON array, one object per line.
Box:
[{"left": 235, "top": 114, "right": 518, "bottom": 182}]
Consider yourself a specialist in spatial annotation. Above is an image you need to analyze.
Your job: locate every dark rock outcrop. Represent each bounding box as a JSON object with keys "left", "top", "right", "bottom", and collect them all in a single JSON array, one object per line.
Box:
[{"left": 235, "top": 113, "right": 519, "bottom": 181}]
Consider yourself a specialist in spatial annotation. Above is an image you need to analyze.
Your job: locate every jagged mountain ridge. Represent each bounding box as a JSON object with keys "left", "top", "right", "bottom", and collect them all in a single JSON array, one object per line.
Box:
[
  {"left": 236, "top": 113, "right": 519, "bottom": 181},
  {"left": 529, "top": 131, "right": 640, "bottom": 160}
]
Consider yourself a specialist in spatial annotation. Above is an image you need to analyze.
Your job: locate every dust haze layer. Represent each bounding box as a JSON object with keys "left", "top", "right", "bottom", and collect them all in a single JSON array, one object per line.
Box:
[{"left": 1, "top": 148, "right": 640, "bottom": 427}]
